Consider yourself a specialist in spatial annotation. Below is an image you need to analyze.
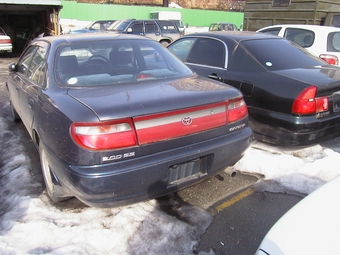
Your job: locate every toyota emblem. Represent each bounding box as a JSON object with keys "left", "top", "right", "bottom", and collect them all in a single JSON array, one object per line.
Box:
[{"left": 181, "top": 116, "right": 192, "bottom": 125}]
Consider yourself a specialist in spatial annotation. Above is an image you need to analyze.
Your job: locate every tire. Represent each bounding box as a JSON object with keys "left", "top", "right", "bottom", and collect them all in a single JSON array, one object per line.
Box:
[
  {"left": 39, "top": 143, "right": 69, "bottom": 202},
  {"left": 10, "top": 100, "right": 21, "bottom": 122},
  {"left": 160, "top": 40, "right": 170, "bottom": 47}
]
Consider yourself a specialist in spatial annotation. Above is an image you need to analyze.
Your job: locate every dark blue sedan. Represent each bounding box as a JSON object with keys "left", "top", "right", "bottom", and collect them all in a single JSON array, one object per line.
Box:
[{"left": 6, "top": 33, "right": 252, "bottom": 207}]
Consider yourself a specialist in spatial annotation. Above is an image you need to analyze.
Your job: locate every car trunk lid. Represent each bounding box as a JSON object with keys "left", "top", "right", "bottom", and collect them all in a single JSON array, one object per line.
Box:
[{"left": 68, "top": 76, "right": 248, "bottom": 148}]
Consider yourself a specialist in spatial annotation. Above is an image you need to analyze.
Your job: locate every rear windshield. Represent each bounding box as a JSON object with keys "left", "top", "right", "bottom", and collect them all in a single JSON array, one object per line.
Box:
[
  {"left": 241, "top": 38, "right": 326, "bottom": 71},
  {"left": 55, "top": 38, "right": 193, "bottom": 87}
]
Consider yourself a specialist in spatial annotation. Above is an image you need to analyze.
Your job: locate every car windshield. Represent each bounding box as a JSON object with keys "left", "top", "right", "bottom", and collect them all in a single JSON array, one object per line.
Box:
[
  {"left": 108, "top": 21, "right": 130, "bottom": 31},
  {"left": 241, "top": 38, "right": 326, "bottom": 71},
  {"left": 55, "top": 38, "right": 193, "bottom": 87}
]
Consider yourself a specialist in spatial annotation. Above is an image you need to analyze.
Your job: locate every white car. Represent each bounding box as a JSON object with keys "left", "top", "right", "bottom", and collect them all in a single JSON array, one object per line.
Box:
[
  {"left": 257, "top": 24, "right": 340, "bottom": 66},
  {"left": 0, "top": 26, "right": 12, "bottom": 54},
  {"left": 255, "top": 176, "right": 340, "bottom": 255}
]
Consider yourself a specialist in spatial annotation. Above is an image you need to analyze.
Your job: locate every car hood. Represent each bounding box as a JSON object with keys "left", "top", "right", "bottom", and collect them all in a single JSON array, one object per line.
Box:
[
  {"left": 273, "top": 65, "right": 340, "bottom": 88},
  {"left": 67, "top": 75, "right": 241, "bottom": 121},
  {"left": 256, "top": 176, "right": 340, "bottom": 255}
]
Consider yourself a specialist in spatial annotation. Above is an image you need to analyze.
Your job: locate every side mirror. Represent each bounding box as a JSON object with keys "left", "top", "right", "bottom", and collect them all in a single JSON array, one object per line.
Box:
[
  {"left": 8, "top": 62, "right": 16, "bottom": 72},
  {"left": 127, "top": 27, "right": 132, "bottom": 33}
]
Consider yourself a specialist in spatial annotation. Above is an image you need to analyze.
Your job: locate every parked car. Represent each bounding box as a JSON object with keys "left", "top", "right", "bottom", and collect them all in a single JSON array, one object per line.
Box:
[
  {"left": 257, "top": 24, "right": 340, "bottom": 66},
  {"left": 170, "top": 19, "right": 186, "bottom": 35},
  {"left": 6, "top": 33, "right": 252, "bottom": 207},
  {"left": 68, "top": 20, "right": 116, "bottom": 34},
  {"left": 167, "top": 31, "right": 340, "bottom": 146},
  {"left": 0, "top": 26, "right": 12, "bottom": 54},
  {"left": 256, "top": 176, "right": 340, "bottom": 255},
  {"left": 107, "top": 19, "right": 181, "bottom": 46},
  {"left": 209, "top": 22, "right": 238, "bottom": 31}
]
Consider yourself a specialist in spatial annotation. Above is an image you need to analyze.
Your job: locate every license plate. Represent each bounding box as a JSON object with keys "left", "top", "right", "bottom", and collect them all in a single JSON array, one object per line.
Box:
[{"left": 168, "top": 157, "right": 206, "bottom": 184}]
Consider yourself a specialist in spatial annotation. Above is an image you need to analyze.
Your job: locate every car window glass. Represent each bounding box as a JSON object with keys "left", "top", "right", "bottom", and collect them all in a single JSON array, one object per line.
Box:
[
  {"left": 17, "top": 46, "right": 37, "bottom": 76},
  {"left": 209, "top": 24, "right": 216, "bottom": 31},
  {"left": 332, "top": 15, "right": 340, "bottom": 27},
  {"left": 229, "top": 44, "right": 264, "bottom": 72},
  {"left": 258, "top": 28, "right": 281, "bottom": 35},
  {"left": 28, "top": 43, "right": 48, "bottom": 86},
  {"left": 168, "top": 38, "right": 196, "bottom": 62},
  {"left": 157, "top": 20, "right": 179, "bottom": 33},
  {"left": 284, "top": 28, "right": 314, "bottom": 47},
  {"left": 145, "top": 21, "right": 158, "bottom": 33},
  {"left": 327, "top": 32, "right": 340, "bottom": 52},
  {"left": 110, "top": 21, "right": 130, "bottom": 31},
  {"left": 55, "top": 39, "right": 193, "bottom": 87},
  {"left": 129, "top": 23, "right": 143, "bottom": 34},
  {"left": 187, "top": 38, "right": 225, "bottom": 67},
  {"left": 242, "top": 38, "right": 325, "bottom": 71}
]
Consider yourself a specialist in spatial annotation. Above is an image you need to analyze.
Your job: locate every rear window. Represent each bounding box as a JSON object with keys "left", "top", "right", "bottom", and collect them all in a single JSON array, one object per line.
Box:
[
  {"left": 241, "top": 38, "right": 326, "bottom": 71},
  {"left": 327, "top": 32, "right": 340, "bottom": 52},
  {"left": 55, "top": 38, "right": 193, "bottom": 87},
  {"left": 283, "top": 28, "right": 315, "bottom": 48},
  {"left": 157, "top": 20, "right": 179, "bottom": 33}
]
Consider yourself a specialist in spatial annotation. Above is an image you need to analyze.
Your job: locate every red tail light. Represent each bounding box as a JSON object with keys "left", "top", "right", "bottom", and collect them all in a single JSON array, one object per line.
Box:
[
  {"left": 292, "top": 86, "right": 328, "bottom": 115},
  {"left": 71, "top": 119, "right": 137, "bottom": 150},
  {"left": 0, "top": 39, "right": 11, "bottom": 44},
  {"left": 319, "top": 54, "right": 338, "bottom": 65},
  {"left": 228, "top": 98, "right": 248, "bottom": 122}
]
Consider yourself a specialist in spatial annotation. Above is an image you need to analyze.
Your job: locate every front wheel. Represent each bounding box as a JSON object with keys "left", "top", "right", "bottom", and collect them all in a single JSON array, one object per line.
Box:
[
  {"left": 160, "top": 40, "right": 170, "bottom": 47},
  {"left": 39, "top": 143, "right": 70, "bottom": 202}
]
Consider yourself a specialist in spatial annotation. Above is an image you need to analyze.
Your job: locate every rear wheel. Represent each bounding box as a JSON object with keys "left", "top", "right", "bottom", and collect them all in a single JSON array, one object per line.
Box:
[
  {"left": 160, "top": 40, "right": 170, "bottom": 47},
  {"left": 39, "top": 143, "right": 69, "bottom": 202}
]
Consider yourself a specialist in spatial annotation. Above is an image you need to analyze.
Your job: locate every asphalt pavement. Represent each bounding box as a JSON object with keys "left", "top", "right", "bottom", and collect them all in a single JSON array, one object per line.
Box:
[{"left": 173, "top": 170, "right": 303, "bottom": 255}]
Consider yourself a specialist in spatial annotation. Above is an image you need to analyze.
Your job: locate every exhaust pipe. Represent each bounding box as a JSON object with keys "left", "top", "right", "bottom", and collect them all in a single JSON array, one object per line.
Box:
[{"left": 224, "top": 167, "right": 237, "bottom": 177}]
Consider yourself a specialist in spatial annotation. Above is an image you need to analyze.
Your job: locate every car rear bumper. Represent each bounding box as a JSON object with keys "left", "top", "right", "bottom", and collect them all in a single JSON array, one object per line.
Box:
[
  {"left": 250, "top": 109, "right": 340, "bottom": 146},
  {"left": 46, "top": 127, "right": 253, "bottom": 208},
  {"left": 0, "top": 44, "right": 12, "bottom": 52}
]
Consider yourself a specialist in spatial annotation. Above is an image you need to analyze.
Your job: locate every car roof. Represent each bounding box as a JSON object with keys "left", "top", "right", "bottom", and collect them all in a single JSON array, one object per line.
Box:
[
  {"left": 183, "top": 31, "right": 283, "bottom": 42},
  {"left": 35, "top": 32, "right": 152, "bottom": 44},
  {"left": 257, "top": 24, "right": 340, "bottom": 32}
]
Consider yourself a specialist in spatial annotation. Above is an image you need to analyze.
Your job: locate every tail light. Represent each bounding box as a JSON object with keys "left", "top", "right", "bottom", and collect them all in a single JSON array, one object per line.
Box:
[
  {"left": 0, "top": 38, "right": 11, "bottom": 44},
  {"left": 292, "top": 86, "right": 329, "bottom": 115},
  {"left": 228, "top": 98, "right": 248, "bottom": 122},
  {"left": 71, "top": 118, "right": 137, "bottom": 150},
  {"left": 319, "top": 54, "right": 338, "bottom": 65}
]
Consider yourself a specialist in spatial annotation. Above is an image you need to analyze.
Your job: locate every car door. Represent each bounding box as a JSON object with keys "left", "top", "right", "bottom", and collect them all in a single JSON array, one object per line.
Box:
[
  {"left": 126, "top": 20, "right": 144, "bottom": 36},
  {"left": 144, "top": 20, "right": 161, "bottom": 42},
  {"left": 169, "top": 37, "right": 227, "bottom": 82},
  {"left": 18, "top": 42, "right": 48, "bottom": 131},
  {"left": 7, "top": 45, "right": 37, "bottom": 127}
]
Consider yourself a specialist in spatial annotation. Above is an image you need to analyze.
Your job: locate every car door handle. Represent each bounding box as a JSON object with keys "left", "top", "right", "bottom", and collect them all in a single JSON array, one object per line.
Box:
[{"left": 208, "top": 73, "right": 222, "bottom": 81}]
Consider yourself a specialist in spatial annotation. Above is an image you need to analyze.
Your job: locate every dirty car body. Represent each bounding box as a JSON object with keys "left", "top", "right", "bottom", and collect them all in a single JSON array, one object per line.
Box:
[
  {"left": 6, "top": 33, "right": 252, "bottom": 207},
  {"left": 168, "top": 31, "right": 340, "bottom": 146}
]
